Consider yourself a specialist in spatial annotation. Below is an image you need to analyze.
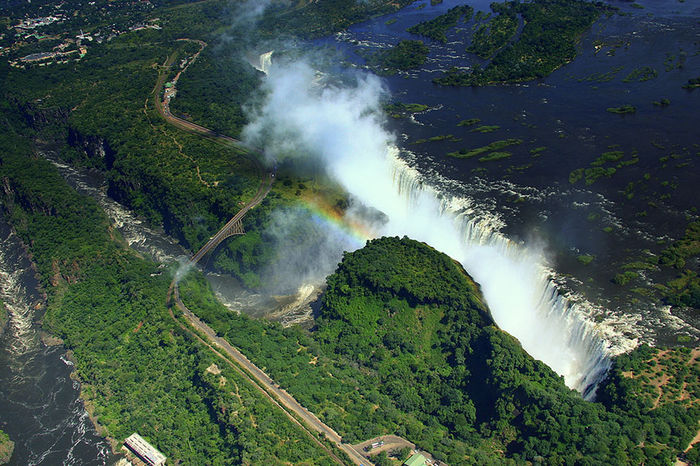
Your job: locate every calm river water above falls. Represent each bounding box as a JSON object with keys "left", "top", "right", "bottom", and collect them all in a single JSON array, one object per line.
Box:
[
  {"left": 1, "top": 0, "right": 698, "bottom": 462},
  {"left": 312, "top": 0, "right": 700, "bottom": 347}
]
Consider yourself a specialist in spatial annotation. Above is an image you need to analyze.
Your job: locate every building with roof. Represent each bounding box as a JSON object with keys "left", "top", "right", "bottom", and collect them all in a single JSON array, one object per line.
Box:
[
  {"left": 404, "top": 453, "right": 427, "bottom": 466},
  {"left": 123, "top": 433, "right": 166, "bottom": 466}
]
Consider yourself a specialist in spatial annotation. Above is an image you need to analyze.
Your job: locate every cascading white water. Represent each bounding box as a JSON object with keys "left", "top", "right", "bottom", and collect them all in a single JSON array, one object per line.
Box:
[
  {"left": 244, "top": 61, "right": 613, "bottom": 397},
  {"left": 0, "top": 225, "right": 40, "bottom": 356},
  {"left": 254, "top": 51, "right": 274, "bottom": 75},
  {"left": 379, "top": 151, "right": 612, "bottom": 396}
]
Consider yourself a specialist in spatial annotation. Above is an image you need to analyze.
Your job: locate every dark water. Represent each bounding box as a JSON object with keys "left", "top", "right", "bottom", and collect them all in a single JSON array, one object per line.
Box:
[
  {"left": 0, "top": 215, "right": 113, "bottom": 465},
  {"left": 0, "top": 1, "right": 697, "bottom": 462},
  {"left": 314, "top": 0, "right": 700, "bottom": 345}
]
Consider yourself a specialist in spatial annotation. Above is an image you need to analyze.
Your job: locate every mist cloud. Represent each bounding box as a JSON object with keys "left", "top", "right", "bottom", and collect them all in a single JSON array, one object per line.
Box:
[
  {"left": 243, "top": 60, "right": 610, "bottom": 394},
  {"left": 260, "top": 206, "right": 362, "bottom": 294}
]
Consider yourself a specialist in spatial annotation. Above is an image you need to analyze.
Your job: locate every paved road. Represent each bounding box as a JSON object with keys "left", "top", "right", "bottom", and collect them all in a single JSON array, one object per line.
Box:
[
  {"left": 155, "top": 41, "right": 422, "bottom": 466},
  {"left": 170, "top": 285, "right": 371, "bottom": 465}
]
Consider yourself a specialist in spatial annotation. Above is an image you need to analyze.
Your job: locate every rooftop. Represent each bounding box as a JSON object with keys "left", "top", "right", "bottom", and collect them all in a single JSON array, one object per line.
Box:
[
  {"left": 404, "top": 453, "right": 427, "bottom": 466},
  {"left": 124, "top": 433, "right": 166, "bottom": 466}
]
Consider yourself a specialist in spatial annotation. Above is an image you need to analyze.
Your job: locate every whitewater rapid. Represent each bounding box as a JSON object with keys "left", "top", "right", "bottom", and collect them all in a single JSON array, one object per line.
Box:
[{"left": 0, "top": 215, "right": 113, "bottom": 464}]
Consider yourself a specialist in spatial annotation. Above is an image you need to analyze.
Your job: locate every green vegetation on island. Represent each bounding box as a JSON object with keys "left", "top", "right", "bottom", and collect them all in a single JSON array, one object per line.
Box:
[
  {"left": 682, "top": 77, "right": 700, "bottom": 89},
  {"left": 478, "top": 151, "right": 512, "bottom": 162},
  {"left": 569, "top": 150, "right": 639, "bottom": 185},
  {"left": 470, "top": 124, "right": 500, "bottom": 133},
  {"left": 622, "top": 66, "right": 658, "bottom": 82},
  {"left": 466, "top": 7, "right": 519, "bottom": 59},
  {"left": 407, "top": 5, "right": 474, "bottom": 43},
  {"left": 530, "top": 146, "right": 548, "bottom": 156},
  {"left": 0, "top": 429, "right": 13, "bottom": 465},
  {"left": 653, "top": 98, "right": 671, "bottom": 107},
  {"left": 609, "top": 219, "right": 699, "bottom": 311},
  {"left": 457, "top": 118, "right": 481, "bottom": 127},
  {"left": 364, "top": 39, "right": 430, "bottom": 73},
  {"left": 607, "top": 104, "right": 637, "bottom": 114},
  {"left": 385, "top": 102, "right": 430, "bottom": 118},
  {"left": 577, "top": 254, "right": 596, "bottom": 265},
  {"left": 447, "top": 138, "right": 522, "bottom": 159},
  {"left": 435, "top": 0, "right": 614, "bottom": 86},
  {"left": 657, "top": 221, "right": 700, "bottom": 308}
]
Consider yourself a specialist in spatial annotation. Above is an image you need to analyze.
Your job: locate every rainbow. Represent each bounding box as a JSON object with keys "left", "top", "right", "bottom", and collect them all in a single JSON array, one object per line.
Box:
[{"left": 296, "top": 197, "right": 374, "bottom": 246}]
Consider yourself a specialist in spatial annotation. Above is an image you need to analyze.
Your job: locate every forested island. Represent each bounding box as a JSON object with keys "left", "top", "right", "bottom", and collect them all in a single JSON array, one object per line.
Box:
[
  {"left": 0, "top": 429, "right": 13, "bottom": 464},
  {"left": 0, "top": 0, "right": 698, "bottom": 464},
  {"left": 361, "top": 39, "right": 430, "bottom": 74},
  {"left": 432, "top": 0, "right": 615, "bottom": 85}
]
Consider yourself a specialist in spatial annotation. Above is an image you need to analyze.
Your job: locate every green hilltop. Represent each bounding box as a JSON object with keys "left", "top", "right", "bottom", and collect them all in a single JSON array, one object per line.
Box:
[{"left": 311, "top": 236, "right": 699, "bottom": 464}]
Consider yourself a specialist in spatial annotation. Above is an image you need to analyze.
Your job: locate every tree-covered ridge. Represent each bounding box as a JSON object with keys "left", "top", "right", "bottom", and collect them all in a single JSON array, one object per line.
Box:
[
  {"left": 435, "top": 0, "right": 613, "bottom": 86},
  {"left": 323, "top": 236, "right": 489, "bottom": 317},
  {"left": 0, "top": 122, "right": 337, "bottom": 464},
  {"left": 407, "top": 5, "right": 474, "bottom": 43},
  {"left": 314, "top": 237, "right": 700, "bottom": 464}
]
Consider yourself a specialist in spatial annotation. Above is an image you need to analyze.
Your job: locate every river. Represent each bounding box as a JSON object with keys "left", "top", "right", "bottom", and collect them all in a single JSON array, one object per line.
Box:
[
  {"left": 0, "top": 0, "right": 698, "bottom": 461},
  {"left": 311, "top": 0, "right": 700, "bottom": 347},
  {"left": 0, "top": 215, "right": 113, "bottom": 465}
]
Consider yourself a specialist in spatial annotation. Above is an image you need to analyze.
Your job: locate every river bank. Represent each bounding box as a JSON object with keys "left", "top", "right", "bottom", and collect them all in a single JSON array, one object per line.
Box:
[{"left": 0, "top": 211, "right": 113, "bottom": 465}]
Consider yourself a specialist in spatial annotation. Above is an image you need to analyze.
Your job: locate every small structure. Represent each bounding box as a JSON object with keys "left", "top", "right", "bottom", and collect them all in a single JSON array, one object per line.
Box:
[
  {"left": 364, "top": 440, "right": 384, "bottom": 452},
  {"left": 123, "top": 433, "right": 166, "bottom": 466},
  {"left": 404, "top": 453, "right": 427, "bottom": 466}
]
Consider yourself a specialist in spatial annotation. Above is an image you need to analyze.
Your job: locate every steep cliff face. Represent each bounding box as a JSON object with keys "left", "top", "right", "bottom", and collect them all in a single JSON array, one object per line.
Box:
[
  {"left": 11, "top": 98, "right": 69, "bottom": 129},
  {"left": 66, "top": 127, "right": 116, "bottom": 170}
]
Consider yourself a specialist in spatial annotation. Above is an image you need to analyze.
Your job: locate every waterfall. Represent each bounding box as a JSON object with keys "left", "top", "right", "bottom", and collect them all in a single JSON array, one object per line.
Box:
[
  {"left": 243, "top": 60, "right": 613, "bottom": 397},
  {"left": 253, "top": 51, "right": 273, "bottom": 75},
  {"left": 387, "top": 152, "right": 612, "bottom": 397}
]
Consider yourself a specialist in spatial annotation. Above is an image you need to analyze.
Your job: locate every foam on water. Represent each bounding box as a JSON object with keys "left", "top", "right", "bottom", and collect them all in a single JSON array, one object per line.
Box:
[
  {"left": 246, "top": 61, "right": 619, "bottom": 397},
  {"left": 0, "top": 215, "right": 112, "bottom": 464},
  {"left": 385, "top": 151, "right": 612, "bottom": 396}
]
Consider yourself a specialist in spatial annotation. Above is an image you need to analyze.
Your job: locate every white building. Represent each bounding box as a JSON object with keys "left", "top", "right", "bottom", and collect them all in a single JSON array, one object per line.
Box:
[{"left": 123, "top": 433, "right": 166, "bottom": 466}]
